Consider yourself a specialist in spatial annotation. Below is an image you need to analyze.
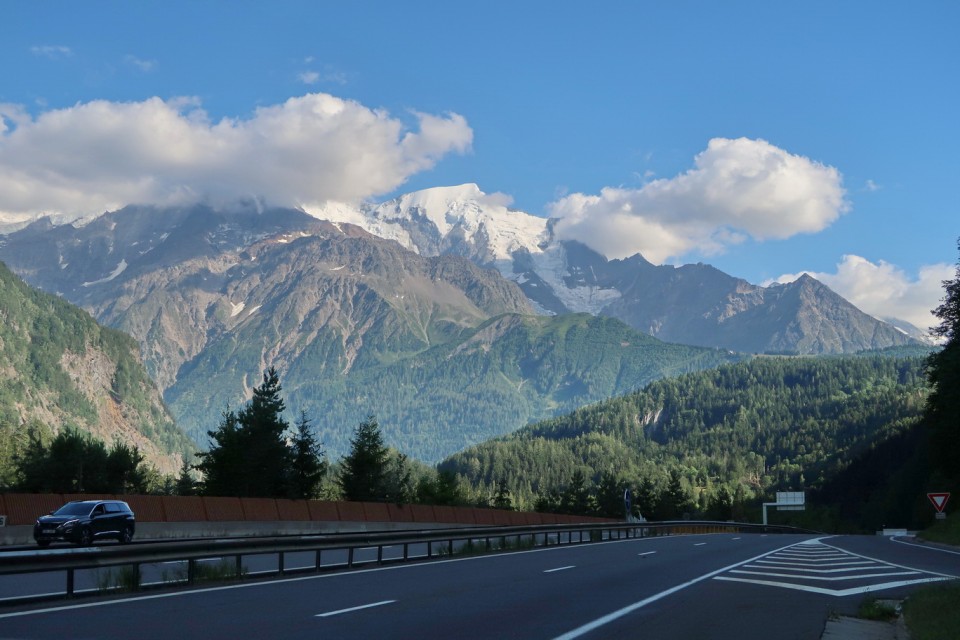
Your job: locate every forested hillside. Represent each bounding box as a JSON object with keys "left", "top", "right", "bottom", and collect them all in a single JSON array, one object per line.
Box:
[
  {"left": 0, "top": 261, "right": 193, "bottom": 484},
  {"left": 441, "top": 350, "right": 932, "bottom": 516}
]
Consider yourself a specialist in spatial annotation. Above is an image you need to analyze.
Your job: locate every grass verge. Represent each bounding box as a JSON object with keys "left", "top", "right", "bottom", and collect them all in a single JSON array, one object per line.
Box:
[
  {"left": 917, "top": 514, "right": 960, "bottom": 546},
  {"left": 903, "top": 581, "right": 960, "bottom": 640}
]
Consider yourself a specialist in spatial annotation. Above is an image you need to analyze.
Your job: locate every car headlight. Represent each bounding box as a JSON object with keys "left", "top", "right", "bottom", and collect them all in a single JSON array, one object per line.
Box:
[{"left": 60, "top": 519, "right": 78, "bottom": 531}]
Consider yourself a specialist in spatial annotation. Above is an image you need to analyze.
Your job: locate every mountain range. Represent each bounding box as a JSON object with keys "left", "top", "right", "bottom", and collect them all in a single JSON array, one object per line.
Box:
[
  {"left": 0, "top": 185, "right": 919, "bottom": 462},
  {"left": 313, "top": 184, "right": 918, "bottom": 354}
]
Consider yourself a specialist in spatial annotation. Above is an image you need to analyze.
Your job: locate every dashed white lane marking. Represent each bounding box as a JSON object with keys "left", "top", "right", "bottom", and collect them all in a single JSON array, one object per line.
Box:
[
  {"left": 637, "top": 551, "right": 657, "bottom": 557},
  {"left": 544, "top": 566, "right": 575, "bottom": 573},
  {"left": 693, "top": 543, "right": 707, "bottom": 546},
  {"left": 316, "top": 600, "right": 396, "bottom": 618}
]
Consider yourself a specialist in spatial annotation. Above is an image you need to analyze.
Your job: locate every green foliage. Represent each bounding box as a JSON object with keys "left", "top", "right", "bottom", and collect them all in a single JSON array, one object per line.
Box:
[
  {"left": 415, "top": 469, "right": 467, "bottom": 506},
  {"left": 0, "top": 260, "right": 194, "bottom": 484},
  {"left": 14, "top": 427, "right": 152, "bottom": 493},
  {"left": 338, "top": 415, "right": 391, "bottom": 502},
  {"left": 903, "top": 582, "right": 960, "bottom": 640},
  {"left": 442, "top": 353, "right": 930, "bottom": 523},
  {"left": 288, "top": 412, "right": 328, "bottom": 499},
  {"left": 167, "top": 312, "right": 739, "bottom": 462},
  {"left": 924, "top": 238, "right": 960, "bottom": 490},
  {"left": 194, "top": 368, "right": 327, "bottom": 498}
]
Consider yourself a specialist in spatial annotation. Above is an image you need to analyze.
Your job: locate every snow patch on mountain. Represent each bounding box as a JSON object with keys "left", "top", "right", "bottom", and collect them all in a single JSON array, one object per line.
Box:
[
  {"left": 308, "top": 184, "right": 623, "bottom": 315},
  {"left": 82, "top": 259, "right": 128, "bottom": 287}
]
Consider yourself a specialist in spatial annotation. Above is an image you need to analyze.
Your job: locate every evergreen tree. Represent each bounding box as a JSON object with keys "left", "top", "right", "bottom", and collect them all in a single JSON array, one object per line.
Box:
[
  {"left": 237, "top": 367, "right": 291, "bottom": 497},
  {"left": 15, "top": 427, "right": 149, "bottom": 493},
  {"left": 659, "top": 470, "right": 691, "bottom": 520},
  {"left": 416, "top": 469, "right": 466, "bottom": 506},
  {"left": 559, "top": 470, "right": 593, "bottom": 515},
  {"left": 593, "top": 471, "right": 627, "bottom": 519},
  {"left": 339, "top": 415, "right": 390, "bottom": 502},
  {"left": 925, "top": 237, "right": 960, "bottom": 488},
  {"left": 175, "top": 455, "right": 196, "bottom": 496},
  {"left": 287, "top": 411, "right": 327, "bottom": 499},
  {"left": 195, "top": 368, "right": 302, "bottom": 498},
  {"left": 492, "top": 480, "right": 513, "bottom": 510}
]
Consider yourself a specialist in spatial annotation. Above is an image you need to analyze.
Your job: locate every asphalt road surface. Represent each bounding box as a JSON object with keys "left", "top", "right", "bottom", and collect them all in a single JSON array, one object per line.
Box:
[{"left": 1, "top": 533, "right": 957, "bottom": 639}]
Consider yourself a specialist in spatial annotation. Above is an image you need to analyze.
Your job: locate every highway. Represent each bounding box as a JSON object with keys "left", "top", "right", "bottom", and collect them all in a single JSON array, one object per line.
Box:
[{"left": 0, "top": 533, "right": 957, "bottom": 639}]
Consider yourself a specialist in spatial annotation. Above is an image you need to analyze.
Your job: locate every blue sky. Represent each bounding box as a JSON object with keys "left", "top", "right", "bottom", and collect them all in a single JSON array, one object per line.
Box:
[{"left": 2, "top": 1, "right": 957, "bottom": 329}]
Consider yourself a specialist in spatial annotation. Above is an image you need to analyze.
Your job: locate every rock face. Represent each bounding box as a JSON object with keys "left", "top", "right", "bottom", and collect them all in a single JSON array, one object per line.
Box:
[
  {"left": 0, "top": 261, "right": 191, "bottom": 475},
  {"left": 0, "top": 203, "right": 738, "bottom": 461},
  {"left": 310, "top": 184, "right": 919, "bottom": 355}
]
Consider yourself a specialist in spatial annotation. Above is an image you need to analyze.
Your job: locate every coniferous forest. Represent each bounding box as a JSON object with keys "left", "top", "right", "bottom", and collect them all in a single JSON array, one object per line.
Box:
[{"left": 440, "top": 348, "right": 935, "bottom": 529}]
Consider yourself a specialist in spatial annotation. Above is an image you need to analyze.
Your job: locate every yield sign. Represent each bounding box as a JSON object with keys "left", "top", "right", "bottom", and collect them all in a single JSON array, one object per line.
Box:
[{"left": 927, "top": 493, "right": 951, "bottom": 513}]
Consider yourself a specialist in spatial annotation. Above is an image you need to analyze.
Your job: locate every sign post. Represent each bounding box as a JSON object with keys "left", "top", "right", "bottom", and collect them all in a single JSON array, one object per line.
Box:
[{"left": 927, "top": 492, "right": 950, "bottom": 520}]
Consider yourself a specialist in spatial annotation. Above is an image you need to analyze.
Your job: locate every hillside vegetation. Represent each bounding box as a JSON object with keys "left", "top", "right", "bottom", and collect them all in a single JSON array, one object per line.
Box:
[
  {"left": 441, "top": 350, "right": 932, "bottom": 517},
  {"left": 0, "top": 261, "right": 193, "bottom": 484}
]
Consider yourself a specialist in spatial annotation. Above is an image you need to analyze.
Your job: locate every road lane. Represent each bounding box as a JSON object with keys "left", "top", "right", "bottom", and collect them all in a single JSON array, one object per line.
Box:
[{"left": 0, "top": 533, "right": 954, "bottom": 639}]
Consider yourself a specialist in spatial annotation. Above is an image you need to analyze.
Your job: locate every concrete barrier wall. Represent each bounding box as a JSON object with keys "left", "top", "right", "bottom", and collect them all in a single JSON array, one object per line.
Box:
[{"left": 0, "top": 493, "right": 613, "bottom": 529}]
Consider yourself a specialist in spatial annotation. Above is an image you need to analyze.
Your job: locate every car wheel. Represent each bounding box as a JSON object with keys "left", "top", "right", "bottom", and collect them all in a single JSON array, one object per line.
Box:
[
  {"left": 77, "top": 527, "right": 93, "bottom": 547},
  {"left": 119, "top": 526, "right": 134, "bottom": 544},
  {"left": 37, "top": 540, "right": 51, "bottom": 548}
]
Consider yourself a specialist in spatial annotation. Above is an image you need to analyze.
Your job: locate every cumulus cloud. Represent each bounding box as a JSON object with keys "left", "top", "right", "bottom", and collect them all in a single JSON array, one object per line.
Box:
[
  {"left": 769, "top": 255, "right": 952, "bottom": 332},
  {"left": 548, "top": 137, "right": 848, "bottom": 263},
  {"left": 0, "top": 93, "right": 473, "bottom": 221}
]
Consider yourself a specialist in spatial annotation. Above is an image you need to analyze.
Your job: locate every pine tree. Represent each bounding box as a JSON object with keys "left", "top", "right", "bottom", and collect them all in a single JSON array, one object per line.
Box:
[
  {"left": 287, "top": 411, "right": 327, "bottom": 499},
  {"left": 195, "top": 368, "right": 294, "bottom": 497},
  {"left": 339, "top": 415, "right": 390, "bottom": 502},
  {"left": 925, "top": 238, "right": 960, "bottom": 487}
]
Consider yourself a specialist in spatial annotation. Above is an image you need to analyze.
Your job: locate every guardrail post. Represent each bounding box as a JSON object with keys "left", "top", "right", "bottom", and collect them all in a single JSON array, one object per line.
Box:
[
  {"left": 66, "top": 568, "right": 75, "bottom": 597},
  {"left": 448, "top": 539, "right": 454, "bottom": 556},
  {"left": 348, "top": 547, "right": 354, "bottom": 567},
  {"left": 427, "top": 541, "right": 432, "bottom": 558},
  {"left": 132, "top": 563, "right": 141, "bottom": 591},
  {"left": 238, "top": 554, "right": 244, "bottom": 578},
  {"left": 377, "top": 545, "right": 384, "bottom": 564},
  {"left": 279, "top": 551, "right": 285, "bottom": 576},
  {"left": 315, "top": 549, "right": 322, "bottom": 572},
  {"left": 187, "top": 559, "right": 196, "bottom": 585},
  {"left": 403, "top": 542, "right": 409, "bottom": 560}
]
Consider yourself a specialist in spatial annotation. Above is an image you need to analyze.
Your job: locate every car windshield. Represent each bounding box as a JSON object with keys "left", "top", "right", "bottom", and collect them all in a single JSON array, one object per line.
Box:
[{"left": 53, "top": 503, "right": 95, "bottom": 516}]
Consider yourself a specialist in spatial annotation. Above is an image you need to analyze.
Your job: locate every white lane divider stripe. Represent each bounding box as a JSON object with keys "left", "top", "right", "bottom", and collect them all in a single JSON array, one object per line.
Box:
[
  {"left": 729, "top": 569, "right": 921, "bottom": 581},
  {"left": 316, "top": 600, "right": 396, "bottom": 618},
  {"left": 638, "top": 551, "right": 657, "bottom": 557},
  {"left": 544, "top": 566, "right": 575, "bottom": 573}
]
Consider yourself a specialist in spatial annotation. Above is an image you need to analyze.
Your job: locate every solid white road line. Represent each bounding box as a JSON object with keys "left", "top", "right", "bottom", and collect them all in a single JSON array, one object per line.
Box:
[
  {"left": 315, "top": 600, "right": 396, "bottom": 618},
  {"left": 551, "top": 540, "right": 811, "bottom": 640},
  {"left": 892, "top": 536, "right": 960, "bottom": 556},
  {"left": 714, "top": 575, "right": 951, "bottom": 596}
]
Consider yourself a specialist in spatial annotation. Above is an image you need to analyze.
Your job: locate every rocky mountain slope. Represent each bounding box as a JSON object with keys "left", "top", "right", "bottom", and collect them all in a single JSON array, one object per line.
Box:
[
  {"left": 313, "top": 184, "right": 919, "bottom": 354},
  {"left": 0, "top": 204, "right": 736, "bottom": 461},
  {"left": 0, "top": 261, "right": 192, "bottom": 480}
]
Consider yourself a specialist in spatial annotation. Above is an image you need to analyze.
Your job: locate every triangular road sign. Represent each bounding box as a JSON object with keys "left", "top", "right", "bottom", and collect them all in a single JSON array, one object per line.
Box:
[{"left": 927, "top": 492, "right": 951, "bottom": 513}]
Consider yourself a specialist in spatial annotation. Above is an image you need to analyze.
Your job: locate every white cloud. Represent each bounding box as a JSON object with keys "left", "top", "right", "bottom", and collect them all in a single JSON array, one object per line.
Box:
[
  {"left": 768, "top": 255, "right": 952, "bottom": 332},
  {"left": 125, "top": 55, "right": 157, "bottom": 72},
  {"left": 0, "top": 93, "right": 473, "bottom": 221},
  {"left": 30, "top": 45, "right": 73, "bottom": 59},
  {"left": 298, "top": 71, "right": 320, "bottom": 85},
  {"left": 548, "top": 137, "right": 848, "bottom": 263}
]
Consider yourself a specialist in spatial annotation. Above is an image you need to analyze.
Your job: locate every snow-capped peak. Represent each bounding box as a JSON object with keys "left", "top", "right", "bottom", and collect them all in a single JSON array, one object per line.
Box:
[{"left": 309, "top": 184, "right": 550, "bottom": 263}]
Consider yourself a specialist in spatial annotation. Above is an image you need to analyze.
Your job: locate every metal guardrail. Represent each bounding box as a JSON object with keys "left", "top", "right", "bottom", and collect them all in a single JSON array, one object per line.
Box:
[{"left": 0, "top": 520, "right": 812, "bottom": 603}]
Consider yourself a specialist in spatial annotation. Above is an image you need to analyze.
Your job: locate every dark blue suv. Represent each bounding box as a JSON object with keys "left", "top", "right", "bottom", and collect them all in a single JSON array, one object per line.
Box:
[{"left": 34, "top": 500, "right": 136, "bottom": 547}]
